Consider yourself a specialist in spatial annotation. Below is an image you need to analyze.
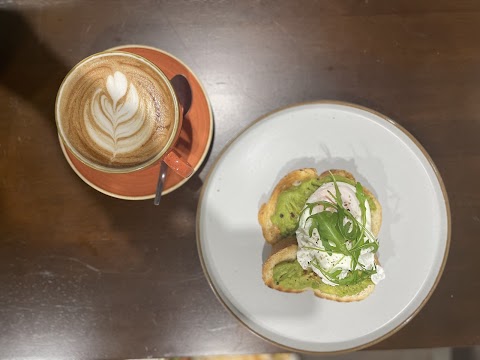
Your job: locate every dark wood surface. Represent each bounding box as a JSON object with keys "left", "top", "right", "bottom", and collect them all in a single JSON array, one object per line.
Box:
[{"left": 1, "top": 1, "right": 479, "bottom": 358}]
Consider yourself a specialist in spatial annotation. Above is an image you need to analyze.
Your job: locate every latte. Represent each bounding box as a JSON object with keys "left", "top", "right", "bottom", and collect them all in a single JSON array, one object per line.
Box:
[{"left": 56, "top": 52, "right": 178, "bottom": 172}]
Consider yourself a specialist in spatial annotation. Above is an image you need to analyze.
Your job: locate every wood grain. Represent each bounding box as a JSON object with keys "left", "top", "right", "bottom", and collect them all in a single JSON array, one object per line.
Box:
[{"left": 0, "top": 1, "right": 479, "bottom": 358}]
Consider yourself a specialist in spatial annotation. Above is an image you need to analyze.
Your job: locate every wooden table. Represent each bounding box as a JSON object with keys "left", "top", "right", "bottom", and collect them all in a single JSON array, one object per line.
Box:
[{"left": 1, "top": 1, "right": 478, "bottom": 358}]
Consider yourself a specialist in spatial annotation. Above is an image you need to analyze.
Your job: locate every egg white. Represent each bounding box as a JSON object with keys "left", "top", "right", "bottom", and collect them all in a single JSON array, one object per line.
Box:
[{"left": 295, "top": 181, "right": 385, "bottom": 286}]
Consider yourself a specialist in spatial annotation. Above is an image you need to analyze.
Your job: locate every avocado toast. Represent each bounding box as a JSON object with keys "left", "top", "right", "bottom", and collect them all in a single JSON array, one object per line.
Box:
[{"left": 258, "top": 169, "right": 384, "bottom": 302}]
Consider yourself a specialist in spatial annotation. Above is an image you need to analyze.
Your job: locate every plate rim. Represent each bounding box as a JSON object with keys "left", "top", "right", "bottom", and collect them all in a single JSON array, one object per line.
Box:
[{"left": 196, "top": 100, "right": 451, "bottom": 354}]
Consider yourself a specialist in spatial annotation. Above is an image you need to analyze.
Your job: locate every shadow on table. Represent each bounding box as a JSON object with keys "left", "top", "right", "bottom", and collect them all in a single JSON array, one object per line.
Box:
[
  {"left": 0, "top": 9, "right": 69, "bottom": 137},
  {"left": 0, "top": 8, "right": 73, "bottom": 256}
]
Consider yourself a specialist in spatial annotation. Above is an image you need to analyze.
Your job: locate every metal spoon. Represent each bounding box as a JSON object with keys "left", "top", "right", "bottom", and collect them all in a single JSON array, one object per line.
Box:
[{"left": 154, "top": 75, "right": 192, "bottom": 205}]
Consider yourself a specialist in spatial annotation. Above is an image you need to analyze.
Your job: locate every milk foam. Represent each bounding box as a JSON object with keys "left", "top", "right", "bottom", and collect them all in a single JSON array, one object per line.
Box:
[
  {"left": 56, "top": 53, "right": 177, "bottom": 170},
  {"left": 86, "top": 71, "right": 150, "bottom": 156}
]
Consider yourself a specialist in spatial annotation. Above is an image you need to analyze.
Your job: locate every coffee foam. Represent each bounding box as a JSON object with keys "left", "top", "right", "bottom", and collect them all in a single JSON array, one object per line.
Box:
[{"left": 57, "top": 53, "right": 176, "bottom": 170}]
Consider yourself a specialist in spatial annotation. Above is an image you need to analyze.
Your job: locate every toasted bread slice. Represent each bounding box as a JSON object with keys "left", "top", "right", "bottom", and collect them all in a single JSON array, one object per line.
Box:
[
  {"left": 258, "top": 169, "right": 382, "bottom": 244},
  {"left": 259, "top": 169, "right": 382, "bottom": 302},
  {"left": 262, "top": 241, "right": 376, "bottom": 302},
  {"left": 258, "top": 168, "right": 318, "bottom": 244}
]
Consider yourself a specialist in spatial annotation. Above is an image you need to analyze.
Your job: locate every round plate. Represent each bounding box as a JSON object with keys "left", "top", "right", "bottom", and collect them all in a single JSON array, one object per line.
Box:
[
  {"left": 60, "top": 45, "right": 213, "bottom": 199},
  {"left": 197, "top": 101, "right": 450, "bottom": 353}
]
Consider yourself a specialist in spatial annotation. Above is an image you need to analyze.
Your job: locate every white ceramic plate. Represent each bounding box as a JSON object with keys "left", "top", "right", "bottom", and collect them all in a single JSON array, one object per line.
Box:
[{"left": 197, "top": 101, "right": 450, "bottom": 353}]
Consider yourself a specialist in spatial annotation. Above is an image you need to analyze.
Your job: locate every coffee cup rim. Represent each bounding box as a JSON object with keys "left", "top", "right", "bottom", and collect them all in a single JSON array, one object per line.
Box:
[{"left": 55, "top": 50, "right": 180, "bottom": 173}]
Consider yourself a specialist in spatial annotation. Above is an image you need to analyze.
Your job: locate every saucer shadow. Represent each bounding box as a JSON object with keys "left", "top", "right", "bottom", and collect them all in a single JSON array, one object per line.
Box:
[
  {"left": 172, "top": 73, "right": 215, "bottom": 194},
  {"left": 172, "top": 73, "right": 194, "bottom": 154},
  {"left": 176, "top": 113, "right": 194, "bottom": 155}
]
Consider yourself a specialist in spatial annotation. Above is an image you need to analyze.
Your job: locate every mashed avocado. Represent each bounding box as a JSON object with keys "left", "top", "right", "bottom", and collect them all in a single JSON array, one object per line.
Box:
[
  {"left": 273, "top": 260, "right": 372, "bottom": 297},
  {"left": 271, "top": 175, "right": 376, "bottom": 236}
]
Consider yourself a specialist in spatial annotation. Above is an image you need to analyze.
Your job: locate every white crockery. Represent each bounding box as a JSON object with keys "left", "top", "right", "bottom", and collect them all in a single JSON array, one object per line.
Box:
[{"left": 197, "top": 101, "right": 450, "bottom": 353}]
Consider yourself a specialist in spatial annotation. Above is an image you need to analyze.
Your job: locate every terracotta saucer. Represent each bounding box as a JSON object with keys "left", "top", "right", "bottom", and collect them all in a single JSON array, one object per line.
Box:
[{"left": 59, "top": 45, "right": 213, "bottom": 199}]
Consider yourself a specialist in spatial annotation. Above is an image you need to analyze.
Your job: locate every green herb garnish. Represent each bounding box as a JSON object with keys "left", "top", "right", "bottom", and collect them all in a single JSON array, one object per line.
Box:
[{"left": 300, "top": 172, "right": 379, "bottom": 285}]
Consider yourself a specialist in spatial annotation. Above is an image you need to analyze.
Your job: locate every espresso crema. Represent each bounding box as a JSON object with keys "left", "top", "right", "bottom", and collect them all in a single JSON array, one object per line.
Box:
[{"left": 56, "top": 52, "right": 177, "bottom": 170}]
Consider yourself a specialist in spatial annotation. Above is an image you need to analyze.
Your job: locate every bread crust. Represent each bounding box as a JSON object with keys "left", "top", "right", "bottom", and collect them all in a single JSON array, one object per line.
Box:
[{"left": 259, "top": 169, "right": 382, "bottom": 302}]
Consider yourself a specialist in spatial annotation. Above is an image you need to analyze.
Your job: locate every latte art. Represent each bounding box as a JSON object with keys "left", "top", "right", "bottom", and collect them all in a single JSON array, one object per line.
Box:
[
  {"left": 86, "top": 71, "right": 148, "bottom": 156},
  {"left": 56, "top": 52, "right": 177, "bottom": 171}
]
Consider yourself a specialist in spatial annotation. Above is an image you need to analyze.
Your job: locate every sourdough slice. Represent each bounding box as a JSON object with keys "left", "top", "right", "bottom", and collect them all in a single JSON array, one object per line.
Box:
[
  {"left": 258, "top": 169, "right": 382, "bottom": 244},
  {"left": 262, "top": 241, "right": 376, "bottom": 302},
  {"left": 260, "top": 169, "right": 383, "bottom": 302},
  {"left": 258, "top": 168, "right": 318, "bottom": 244}
]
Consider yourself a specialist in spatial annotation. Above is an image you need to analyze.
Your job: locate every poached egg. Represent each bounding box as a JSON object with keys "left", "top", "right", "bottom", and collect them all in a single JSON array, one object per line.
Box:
[{"left": 295, "top": 181, "right": 385, "bottom": 286}]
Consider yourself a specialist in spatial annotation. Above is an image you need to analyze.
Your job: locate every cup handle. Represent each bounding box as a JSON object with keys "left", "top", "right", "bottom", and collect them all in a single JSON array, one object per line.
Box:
[{"left": 163, "top": 149, "right": 193, "bottom": 178}]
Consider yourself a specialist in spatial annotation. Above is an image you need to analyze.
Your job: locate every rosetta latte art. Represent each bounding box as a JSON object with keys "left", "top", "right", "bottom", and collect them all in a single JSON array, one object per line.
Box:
[
  {"left": 56, "top": 53, "right": 176, "bottom": 170},
  {"left": 85, "top": 71, "right": 153, "bottom": 157}
]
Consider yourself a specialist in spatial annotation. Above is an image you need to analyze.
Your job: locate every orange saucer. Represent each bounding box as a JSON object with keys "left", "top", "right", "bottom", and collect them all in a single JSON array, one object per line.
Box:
[{"left": 59, "top": 45, "right": 213, "bottom": 199}]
